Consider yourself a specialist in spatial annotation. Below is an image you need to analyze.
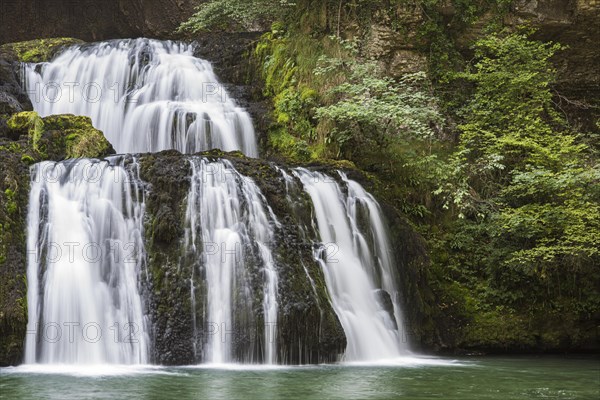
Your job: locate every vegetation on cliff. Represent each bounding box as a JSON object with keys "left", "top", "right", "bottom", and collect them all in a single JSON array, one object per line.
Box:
[
  {"left": 0, "top": 38, "right": 83, "bottom": 63},
  {"left": 180, "top": 0, "right": 600, "bottom": 352}
]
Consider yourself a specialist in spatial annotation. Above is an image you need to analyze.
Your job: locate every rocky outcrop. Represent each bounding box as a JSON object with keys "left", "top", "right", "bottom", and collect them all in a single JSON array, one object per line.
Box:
[
  {"left": 512, "top": 0, "right": 600, "bottom": 131},
  {"left": 0, "top": 47, "right": 32, "bottom": 117},
  {"left": 138, "top": 150, "right": 195, "bottom": 365},
  {"left": 0, "top": 0, "right": 196, "bottom": 44},
  {"left": 361, "top": 4, "right": 427, "bottom": 77},
  {"left": 138, "top": 150, "right": 347, "bottom": 364},
  {"left": 190, "top": 32, "right": 271, "bottom": 150}
]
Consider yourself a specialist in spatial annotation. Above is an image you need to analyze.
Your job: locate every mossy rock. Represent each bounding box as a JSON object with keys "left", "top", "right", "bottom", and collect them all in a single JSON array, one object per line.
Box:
[
  {"left": 0, "top": 138, "right": 30, "bottom": 366},
  {"left": 0, "top": 38, "right": 84, "bottom": 63},
  {"left": 44, "top": 114, "right": 114, "bottom": 158},
  {"left": 5, "top": 112, "right": 115, "bottom": 159},
  {"left": 6, "top": 111, "right": 44, "bottom": 152}
]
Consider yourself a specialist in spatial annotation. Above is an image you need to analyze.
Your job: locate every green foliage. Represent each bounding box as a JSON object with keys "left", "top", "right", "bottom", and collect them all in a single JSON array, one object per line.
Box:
[
  {"left": 430, "top": 29, "right": 600, "bottom": 348},
  {"left": 315, "top": 56, "right": 442, "bottom": 158},
  {"left": 0, "top": 38, "right": 83, "bottom": 62},
  {"left": 464, "top": 308, "right": 538, "bottom": 349},
  {"left": 178, "top": 0, "right": 295, "bottom": 32},
  {"left": 438, "top": 31, "right": 569, "bottom": 215}
]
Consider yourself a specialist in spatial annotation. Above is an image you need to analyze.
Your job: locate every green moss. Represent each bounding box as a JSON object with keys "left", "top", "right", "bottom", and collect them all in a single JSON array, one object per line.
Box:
[
  {"left": 254, "top": 28, "right": 338, "bottom": 162},
  {"left": 5, "top": 113, "right": 114, "bottom": 161},
  {"left": 4, "top": 189, "right": 17, "bottom": 215},
  {"left": 6, "top": 112, "right": 45, "bottom": 154},
  {"left": 42, "top": 114, "right": 114, "bottom": 159},
  {"left": 463, "top": 309, "right": 537, "bottom": 350},
  {"left": 20, "top": 154, "right": 35, "bottom": 165},
  {"left": 0, "top": 38, "right": 83, "bottom": 63},
  {"left": 268, "top": 127, "right": 311, "bottom": 161}
]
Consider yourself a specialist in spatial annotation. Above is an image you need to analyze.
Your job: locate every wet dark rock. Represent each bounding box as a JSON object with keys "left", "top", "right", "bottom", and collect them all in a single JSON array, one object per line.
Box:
[
  {"left": 0, "top": 52, "right": 32, "bottom": 120},
  {"left": 374, "top": 289, "right": 398, "bottom": 330}
]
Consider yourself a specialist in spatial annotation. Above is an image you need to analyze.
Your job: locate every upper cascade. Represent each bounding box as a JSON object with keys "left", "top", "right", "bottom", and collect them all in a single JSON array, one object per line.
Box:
[{"left": 23, "top": 38, "right": 258, "bottom": 157}]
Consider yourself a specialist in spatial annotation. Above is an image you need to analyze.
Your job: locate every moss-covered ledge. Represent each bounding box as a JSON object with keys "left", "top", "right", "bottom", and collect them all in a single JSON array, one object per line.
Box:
[
  {"left": 0, "top": 38, "right": 84, "bottom": 63},
  {"left": 6, "top": 112, "right": 114, "bottom": 160}
]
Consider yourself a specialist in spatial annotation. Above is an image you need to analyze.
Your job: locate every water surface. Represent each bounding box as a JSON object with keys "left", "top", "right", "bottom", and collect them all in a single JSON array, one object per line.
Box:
[{"left": 1, "top": 356, "right": 597, "bottom": 399}]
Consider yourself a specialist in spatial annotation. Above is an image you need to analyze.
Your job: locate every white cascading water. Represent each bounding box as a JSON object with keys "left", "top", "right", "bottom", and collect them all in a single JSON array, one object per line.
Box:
[
  {"left": 24, "top": 39, "right": 258, "bottom": 156},
  {"left": 340, "top": 172, "right": 406, "bottom": 339},
  {"left": 18, "top": 38, "right": 409, "bottom": 366},
  {"left": 186, "top": 158, "right": 278, "bottom": 364},
  {"left": 25, "top": 158, "right": 150, "bottom": 364},
  {"left": 294, "top": 168, "right": 408, "bottom": 361}
]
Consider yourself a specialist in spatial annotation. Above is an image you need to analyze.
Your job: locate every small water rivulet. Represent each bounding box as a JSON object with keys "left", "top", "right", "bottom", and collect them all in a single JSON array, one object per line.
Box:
[
  {"left": 25, "top": 158, "right": 150, "bottom": 364},
  {"left": 293, "top": 169, "right": 407, "bottom": 361},
  {"left": 24, "top": 39, "right": 257, "bottom": 156},
  {"left": 185, "top": 158, "right": 279, "bottom": 364}
]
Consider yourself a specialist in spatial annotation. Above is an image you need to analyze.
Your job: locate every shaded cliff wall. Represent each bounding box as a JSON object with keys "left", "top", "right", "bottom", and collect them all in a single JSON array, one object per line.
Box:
[{"left": 0, "top": 0, "right": 196, "bottom": 44}]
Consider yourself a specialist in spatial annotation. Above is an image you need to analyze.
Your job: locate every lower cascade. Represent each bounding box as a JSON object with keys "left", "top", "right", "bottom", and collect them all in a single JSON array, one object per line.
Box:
[
  {"left": 25, "top": 158, "right": 150, "bottom": 364},
  {"left": 23, "top": 156, "right": 408, "bottom": 365}
]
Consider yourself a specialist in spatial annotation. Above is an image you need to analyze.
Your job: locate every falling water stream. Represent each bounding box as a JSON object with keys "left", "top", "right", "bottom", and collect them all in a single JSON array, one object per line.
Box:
[
  {"left": 25, "top": 158, "right": 149, "bottom": 364},
  {"left": 294, "top": 169, "right": 407, "bottom": 361},
  {"left": 185, "top": 158, "right": 279, "bottom": 364}
]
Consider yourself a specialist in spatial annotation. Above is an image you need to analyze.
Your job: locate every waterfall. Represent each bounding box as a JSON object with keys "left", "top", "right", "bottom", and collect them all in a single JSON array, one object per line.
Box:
[
  {"left": 18, "top": 38, "right": 409, "bottom": 365},
  {"left": 294, "top": 168, "right": 408, "bottom": 361},
  {"left": 24, "top": 158, "right": 150, "bottom": 364},
  {"left": 185, "top": 158, "right": 278, "bottom": 363},
  {"left": 24, "top": 38, "right": 258, "bottom": 156},
  {"left": 22, "top": 152, "right": 406, "bottom": 365}
]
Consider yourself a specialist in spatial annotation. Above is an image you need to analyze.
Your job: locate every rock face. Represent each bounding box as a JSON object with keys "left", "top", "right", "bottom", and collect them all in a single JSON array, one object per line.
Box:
[
  {"left": 0, "top": 0, "right": 196, "bottom": 44},
  {"left": 138, "top": 150, "right": 347, "bottom": 364},
  {"left": 190, "top": 32, "right": 272, "bottom": 150},
  {"left": 362, "top": 3, "right": 428, "bottom": 77},
  {"left": 0, "top": 47, "right": 32, "bottom": 117},
  {"left": 513, "top": 0, "right": 600, "bottom": 131}
]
